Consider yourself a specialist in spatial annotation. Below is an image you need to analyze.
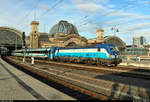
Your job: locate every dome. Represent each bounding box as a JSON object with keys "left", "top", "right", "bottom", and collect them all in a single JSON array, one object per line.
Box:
[{"left": 49, "top": 20, "right": 79, "bottom": 37}]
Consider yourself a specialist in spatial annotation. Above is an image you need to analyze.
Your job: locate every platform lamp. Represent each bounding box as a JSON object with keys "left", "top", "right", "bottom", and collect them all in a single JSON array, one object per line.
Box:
[{"left": 22, "top": 32, "right": 26, "bottom": 63}]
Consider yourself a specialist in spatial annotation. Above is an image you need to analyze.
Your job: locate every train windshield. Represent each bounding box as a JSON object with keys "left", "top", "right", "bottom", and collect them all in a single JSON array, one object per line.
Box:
[{"left": 110, "top": 46, "right": 119, "bottom": 52}]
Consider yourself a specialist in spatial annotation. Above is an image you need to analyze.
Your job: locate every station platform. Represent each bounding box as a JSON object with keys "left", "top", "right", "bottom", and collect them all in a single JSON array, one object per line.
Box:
[
  {"left": 119, "top": 62, "right": 150, "bottom": 68},
  {"left": 0, "top": 57, "right": 75, "bottom": 100}
]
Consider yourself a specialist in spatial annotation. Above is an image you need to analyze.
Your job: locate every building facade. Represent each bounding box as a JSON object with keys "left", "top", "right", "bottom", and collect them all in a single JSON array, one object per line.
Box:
[
  {"left": 88, "top": 29, "right": 105, "bottom": 45},
  {"left": 140, "top": 36, "right": 146, "bottom": 45},
  {"left": 133, "top": 36, "right": 147, "bottom": 48},
  {"left": 26, "top": 20, "right": 87, "bottom": 48},
  {"left": 30, "top": 21, "right": 40, "bottom": 48}
]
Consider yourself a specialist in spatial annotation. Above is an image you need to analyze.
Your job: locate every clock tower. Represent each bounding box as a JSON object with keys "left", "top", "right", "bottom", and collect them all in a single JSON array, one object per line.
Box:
[{"left": 30, "top": 21, "right": 40, "bottom": 48}]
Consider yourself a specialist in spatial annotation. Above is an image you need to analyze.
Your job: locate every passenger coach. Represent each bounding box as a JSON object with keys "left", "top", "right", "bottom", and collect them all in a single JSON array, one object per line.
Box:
[{"left": 11, "top": 48, "right": 50, "bottom": 58}]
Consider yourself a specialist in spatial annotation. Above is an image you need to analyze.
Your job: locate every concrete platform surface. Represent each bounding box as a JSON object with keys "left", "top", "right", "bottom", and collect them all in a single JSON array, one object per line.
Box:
[
  {"left": 0, "top": 58, "right": 75, "bottom": 100},
  {"left": 119, "top": 62, "right": 150, "bottom": 68}
]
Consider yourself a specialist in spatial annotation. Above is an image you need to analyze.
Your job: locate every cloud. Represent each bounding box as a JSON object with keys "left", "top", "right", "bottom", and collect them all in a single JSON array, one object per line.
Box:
[
  {"left": 76, "top": 3, "right": 104, "bottom": 12},
  {"left": 73, "top": 0, "right": 106, "bottom": 13},
  {"left": 71, "top": 0, "right": 150, "bottom": 43},
  {"left": 99, "top": 0, "right": 110, "bottom": 4},
  {"left": 0, "top": 0, "right": 39, "bottom": 35},
  {"left": 37, "top": 3, "right": 51, "bottom": 11},
  {"left": 105, "top": 10, "right": 135, "bottom": 17},
  {"left": 127, "top": 0, "right": 150, "bottom": 5},
  {"left": 103, "top": 18, "right": 130, "bottom": 26},
  {"left": 78, "top": 23, "right": 101, "bottom": 34},
  {"left": 121, "top": 22, "right": 150, "bottom": 33},
  {"left": 107, "top": 4, "right": 115, "bottom": 8},
  {"left": 103, "top": 14, "right": 150, "bottom": 27},
  {"left": 106, "top": 10, "right": 150, "bottom": 21}
]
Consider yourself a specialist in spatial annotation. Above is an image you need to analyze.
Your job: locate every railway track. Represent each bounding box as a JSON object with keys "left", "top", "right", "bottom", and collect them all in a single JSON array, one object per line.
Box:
[
  {"left": 11, "top": 56, "right": 150, "bottom": 80},
  {"left": 4, "top": 56, "right": 150, "bottom": 100},
  {"left": 3, "top": 56, "right": 115, "bottom": 100}
]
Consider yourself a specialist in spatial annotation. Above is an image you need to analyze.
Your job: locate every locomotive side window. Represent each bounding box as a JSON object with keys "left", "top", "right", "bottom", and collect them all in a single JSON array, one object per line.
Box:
[
  {"left": 98, "top": 48, "right": 101, "bottom": 52},
  {"left": 110, "top": 46, "right": 119, "bottom": 52}
]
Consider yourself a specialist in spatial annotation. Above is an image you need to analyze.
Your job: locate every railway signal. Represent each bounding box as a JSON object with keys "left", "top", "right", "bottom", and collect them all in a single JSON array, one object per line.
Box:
[
  {"left": 22, "top": 32, "right": 26, "bottom": 47},
  {"left": 22, "top": 32, "right": 26, "bottom": 63}
]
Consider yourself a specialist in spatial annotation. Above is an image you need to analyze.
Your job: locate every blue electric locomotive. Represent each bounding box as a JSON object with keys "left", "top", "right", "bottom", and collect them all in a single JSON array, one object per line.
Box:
[{"left": 50, "top": 44, "right": 121, "bottom": 66}]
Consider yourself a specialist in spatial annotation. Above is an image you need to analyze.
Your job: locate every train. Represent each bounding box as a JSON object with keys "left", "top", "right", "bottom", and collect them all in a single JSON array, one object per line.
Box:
[
  {"left": 0, "top": 46, "right": 9, "bottom": 56},
  {"left": 11, "top": 44, "right": 122, "bottom": 66}
]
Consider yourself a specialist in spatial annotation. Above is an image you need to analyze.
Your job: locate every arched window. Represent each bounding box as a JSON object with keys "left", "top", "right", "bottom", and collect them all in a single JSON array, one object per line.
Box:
[{"left": 66, "top": 42, "right": 77, "bottom": 47}]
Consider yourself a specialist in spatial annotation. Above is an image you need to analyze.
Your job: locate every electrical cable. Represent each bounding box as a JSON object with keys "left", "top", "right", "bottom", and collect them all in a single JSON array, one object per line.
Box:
[
  {"left": 20, "top": 0, "right": 41, "bottom": 30},
  {"left": 37, "top": 0, "right": 64, "bottom": 20}
]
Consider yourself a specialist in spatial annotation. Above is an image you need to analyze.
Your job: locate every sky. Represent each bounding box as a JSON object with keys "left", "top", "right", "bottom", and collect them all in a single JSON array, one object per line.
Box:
[{"left": 0, "top": 0, "right": 150, "bottom": 45}]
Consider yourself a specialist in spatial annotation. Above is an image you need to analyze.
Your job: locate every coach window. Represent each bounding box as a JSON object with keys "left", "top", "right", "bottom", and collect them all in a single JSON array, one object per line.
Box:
[{"left": 98, "top": 48, "right": 101, "bottom": 52}]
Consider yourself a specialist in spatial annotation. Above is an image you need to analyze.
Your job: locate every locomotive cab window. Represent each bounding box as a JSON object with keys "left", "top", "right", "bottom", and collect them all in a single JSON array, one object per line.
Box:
[
  {"left": 98, "top": 48, "right": 101, "bottom": 52},
  {"left": 110, "top": 46, "right": 119, "bottom": 52}
]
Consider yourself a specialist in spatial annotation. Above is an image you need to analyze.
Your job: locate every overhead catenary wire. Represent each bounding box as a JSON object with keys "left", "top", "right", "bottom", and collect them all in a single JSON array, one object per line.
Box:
[
  {"left": 74, "top": 15, "right": 88, "bottom": 25},
  {"left": 21, "top": 0, "right": 64, "bottom": 30},
  {"left": 76, "top": 1, "right": 136, "bottom": 32},
  {"left": 37, "top": 0, "right": 64, "bottom": 20},
  {"left": 20, "top": 0, "right": 41, "bottom": 30}
]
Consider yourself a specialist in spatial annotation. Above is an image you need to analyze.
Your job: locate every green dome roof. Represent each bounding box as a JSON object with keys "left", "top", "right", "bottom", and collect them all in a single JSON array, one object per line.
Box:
[{"left": 49, "top": 20, "right": 79, "bottom": 37}]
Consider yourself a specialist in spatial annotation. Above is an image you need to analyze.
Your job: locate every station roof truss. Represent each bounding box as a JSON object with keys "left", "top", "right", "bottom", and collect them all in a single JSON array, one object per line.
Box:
[{"left": 0, "top": 26, "right": 23, "bottom": 48}]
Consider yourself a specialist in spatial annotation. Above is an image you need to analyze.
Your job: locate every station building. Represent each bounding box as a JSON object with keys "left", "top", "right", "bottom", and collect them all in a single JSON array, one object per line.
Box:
[
  {"left": 3, "top": 20, "right": 150, "bottom": 56},
  {"left": 25, "top": 20, "right": 87, "bottom": 48},
  {"left": 0, "top": 20, "right": 127, "bottom": 55},
  {"left": 25, "top": 20, "right": 127, "bottom": 55}
]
